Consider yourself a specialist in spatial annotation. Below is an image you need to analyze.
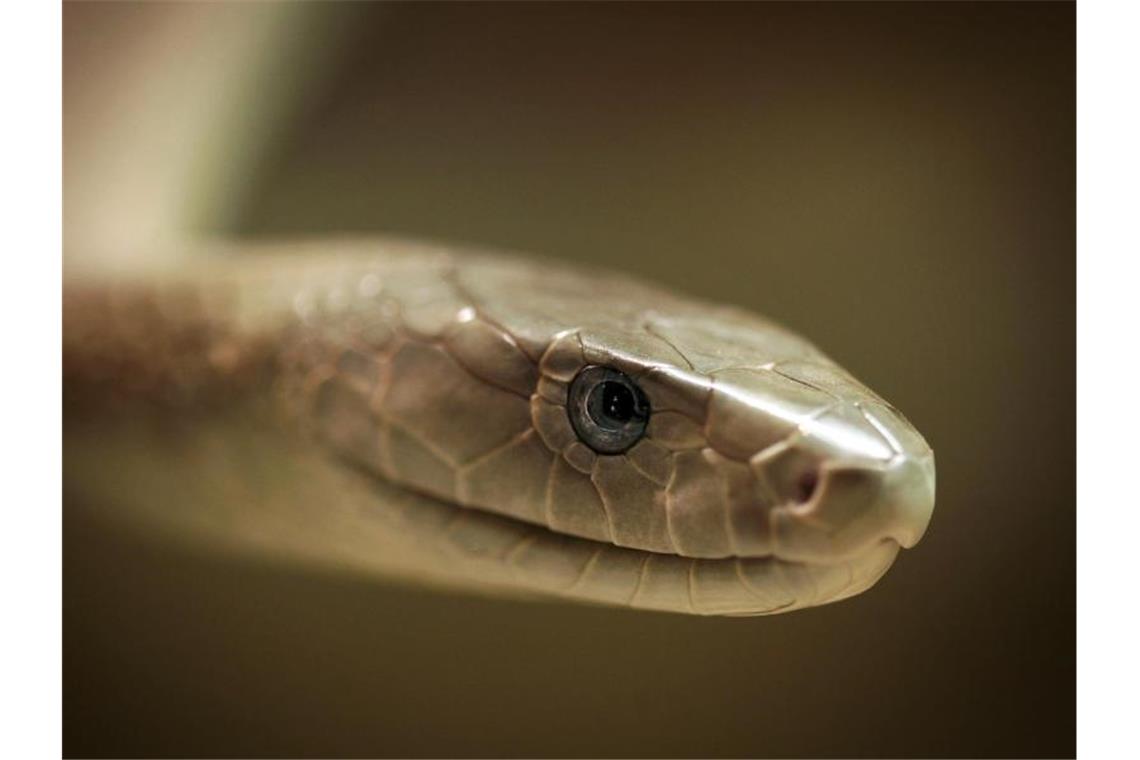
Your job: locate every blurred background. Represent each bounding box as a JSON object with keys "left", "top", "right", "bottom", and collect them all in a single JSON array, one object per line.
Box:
[{"left": 64, "top": 2, "right": 1074, "bottom": 757}]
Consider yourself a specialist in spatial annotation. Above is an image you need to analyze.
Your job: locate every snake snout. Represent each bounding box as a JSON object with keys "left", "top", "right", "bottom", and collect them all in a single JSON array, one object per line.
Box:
[
  {"left": 748, "top": 399, "right": 936, "bottom": 563},
  {"left": 760, "top": 453, "right": 935, "bottom": 563},
  {"left": 880, "top": 452, "right": 936, "bottom": 548}
]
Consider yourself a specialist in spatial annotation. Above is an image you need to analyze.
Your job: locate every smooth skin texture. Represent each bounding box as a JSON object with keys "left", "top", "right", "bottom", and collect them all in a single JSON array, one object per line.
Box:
[{"left": 64, "top": 239, "right": 935, "bottom": 615}]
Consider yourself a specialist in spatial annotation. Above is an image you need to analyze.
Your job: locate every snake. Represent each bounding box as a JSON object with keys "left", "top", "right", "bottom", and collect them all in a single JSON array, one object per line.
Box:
[
  {"left": 63, "top": 239, "right": 935, "bottom": 616},
  {"left": 62, "top": 6, "right": 934, "bottom": 617}
]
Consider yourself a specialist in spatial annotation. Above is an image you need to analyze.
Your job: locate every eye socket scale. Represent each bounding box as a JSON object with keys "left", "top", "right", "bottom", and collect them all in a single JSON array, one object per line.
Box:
[{"left": 567, "top": 365, "right": 651, "bottom": 454}]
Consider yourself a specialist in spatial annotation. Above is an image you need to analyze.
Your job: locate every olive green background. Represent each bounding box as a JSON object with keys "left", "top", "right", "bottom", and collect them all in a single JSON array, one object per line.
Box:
[{"left": 65, "top": 2, "right": 1074, "bottom": 757}]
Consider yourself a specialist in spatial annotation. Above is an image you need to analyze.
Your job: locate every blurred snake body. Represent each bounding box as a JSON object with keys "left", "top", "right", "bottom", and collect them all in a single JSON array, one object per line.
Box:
[{"left": 64, "top": 240, "right": 935, "bottom": 615}]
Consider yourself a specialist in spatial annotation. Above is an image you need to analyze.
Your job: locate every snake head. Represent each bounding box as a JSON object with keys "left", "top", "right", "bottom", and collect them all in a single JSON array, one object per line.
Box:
[
  {"left": 529, "top": 309, "right": 935, "bottom": 564},
  {"left": 294, "top": 250, "right": 936, "bottom": 613}
]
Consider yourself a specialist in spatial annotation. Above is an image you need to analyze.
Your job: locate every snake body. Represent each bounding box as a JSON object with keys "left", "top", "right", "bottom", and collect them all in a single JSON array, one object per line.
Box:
[{"left": 64, "top": 238, "right": 935, "bottom": 615}]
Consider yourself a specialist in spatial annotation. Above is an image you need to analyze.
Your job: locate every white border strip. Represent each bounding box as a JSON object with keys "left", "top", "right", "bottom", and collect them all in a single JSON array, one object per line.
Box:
[
  {"left": 0, "top": 0, "right": 62, "bottom": 757},
  {"left": 1078, "top": 1, "right": 1140, "bottom": 757}
]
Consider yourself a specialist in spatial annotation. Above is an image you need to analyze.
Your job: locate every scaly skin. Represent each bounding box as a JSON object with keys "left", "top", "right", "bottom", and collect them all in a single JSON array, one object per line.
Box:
[{"left": 63, "top": 237, "right": 935, "bottom": 615}]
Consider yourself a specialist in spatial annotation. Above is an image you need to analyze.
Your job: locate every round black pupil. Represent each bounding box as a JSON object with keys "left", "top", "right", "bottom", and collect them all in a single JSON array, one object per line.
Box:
[{"left": 599, "top": 381, "right": 635, "bottom": 423}]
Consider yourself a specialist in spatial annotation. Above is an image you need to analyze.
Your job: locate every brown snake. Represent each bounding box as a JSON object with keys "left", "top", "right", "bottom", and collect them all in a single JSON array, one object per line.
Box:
[
  {"left": 63, "top": 6, "right": 933, "bottom": 616},
  {"left": 64, "top": 239, "right": 934, "bottom": 615}
]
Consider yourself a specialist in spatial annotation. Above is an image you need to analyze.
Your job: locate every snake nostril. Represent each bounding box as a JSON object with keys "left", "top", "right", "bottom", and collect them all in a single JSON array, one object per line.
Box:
[{"left": 795, "top": 470, "right": 819, "bottom": 504}]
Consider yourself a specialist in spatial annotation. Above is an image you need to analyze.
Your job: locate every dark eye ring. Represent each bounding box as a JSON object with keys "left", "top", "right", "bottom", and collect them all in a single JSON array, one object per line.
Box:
[{"left": 566, "top": 365, "right": 651, "bottom": 454}]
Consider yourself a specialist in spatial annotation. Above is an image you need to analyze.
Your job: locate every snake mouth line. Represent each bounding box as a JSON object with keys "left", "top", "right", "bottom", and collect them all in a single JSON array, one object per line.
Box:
[{"left": 344, "top": 455, "right": 901, "bottom": 615}]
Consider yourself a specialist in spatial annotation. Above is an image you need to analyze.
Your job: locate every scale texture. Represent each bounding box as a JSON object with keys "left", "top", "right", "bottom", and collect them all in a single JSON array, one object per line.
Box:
[{"left": 63, "top": 238, "right": 935, "bottom": 615}]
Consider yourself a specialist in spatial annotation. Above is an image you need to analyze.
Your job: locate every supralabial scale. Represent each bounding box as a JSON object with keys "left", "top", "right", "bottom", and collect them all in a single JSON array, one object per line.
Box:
[{"left": 64, "top": 238, "right": 935, "bottom": 616}]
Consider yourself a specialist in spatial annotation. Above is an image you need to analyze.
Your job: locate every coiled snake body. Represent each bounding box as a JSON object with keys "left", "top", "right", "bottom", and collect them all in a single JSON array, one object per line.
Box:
[{"left": 64, "top": 239, "right": 935, "bottom": 616}]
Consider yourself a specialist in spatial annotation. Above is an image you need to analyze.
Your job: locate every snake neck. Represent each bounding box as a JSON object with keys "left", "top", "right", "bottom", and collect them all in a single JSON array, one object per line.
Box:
[{"left": 64, "top": 276, "right": 279, "bottom": 415}]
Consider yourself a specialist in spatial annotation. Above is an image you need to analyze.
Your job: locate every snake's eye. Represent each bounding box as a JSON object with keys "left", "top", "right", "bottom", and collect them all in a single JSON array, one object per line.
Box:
[{"left": 567, "top": 365, "right": 650, "bottom": 454}]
